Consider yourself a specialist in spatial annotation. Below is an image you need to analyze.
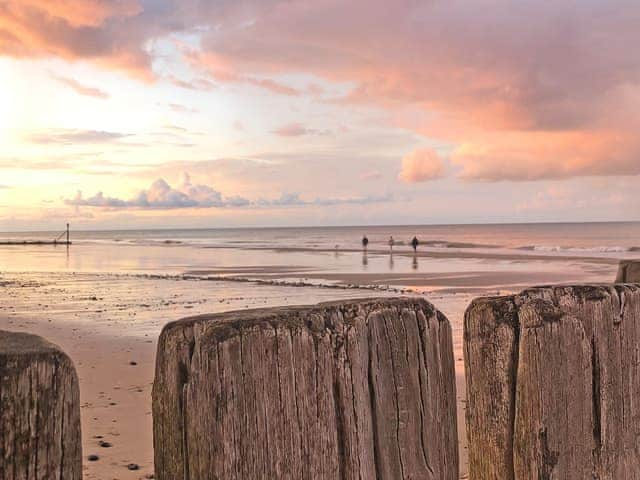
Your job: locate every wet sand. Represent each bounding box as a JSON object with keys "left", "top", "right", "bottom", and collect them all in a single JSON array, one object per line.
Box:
[
  {"left": 247, "top": 244, "right": 624, "bottom": 265},
  {"left": 188, "top": 267, "right": 613, "bottom": 291}
]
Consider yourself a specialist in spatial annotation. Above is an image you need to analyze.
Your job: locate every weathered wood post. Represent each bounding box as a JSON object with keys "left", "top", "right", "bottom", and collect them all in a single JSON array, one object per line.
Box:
[
  {"left": 616, "top": 259, "right": 640, "bottom": 282},
  {"left": 0, "top": 330, "right": 82, "bottom": 479},
  {"left": 465, "top": 284, "right": 640, "bottom": 480},
  {"left": 153, "top": 297, "right": 459, "bottom": 480}
]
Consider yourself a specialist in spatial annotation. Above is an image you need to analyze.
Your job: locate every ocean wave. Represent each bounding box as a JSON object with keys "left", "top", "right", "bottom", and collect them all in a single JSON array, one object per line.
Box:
[
  {"left": 59, "top": 235, "right": 640, "bottom": 254},
  {"left": 87, "top": 238, "right": 186, "bottom": 246},
  {"left": 518, "top": 245, "right": 632, "bottom": 253},
  {"left": 422, "top": 240, "right": 501, "bottom": 249},
  {"left": 122, "top": 272, "right": 412, "bottom": 294}
]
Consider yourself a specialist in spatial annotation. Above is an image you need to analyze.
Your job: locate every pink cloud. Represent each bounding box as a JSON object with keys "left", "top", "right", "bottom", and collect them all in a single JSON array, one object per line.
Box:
[
  {"left": 192, "top": 0, "right": 640, "bottom": 180},
  {"left": 0, "top": 0, "right": 152, "bottom": 78},
  {"left": 3, "top": 0, "right": 640, "bottom": 181},
  {"left": 5, "top": 0, "right": 141, "bottom": 28},
  {"left": 398, "top": 148, "right": 445, "bottom": 183},
  {"left": 272, "top": 123, "right": 310, "bottom": 137},
  {"left": 165, "top": 75, "right": 216, "bottom": 91},
  {"left": 452, "top": 130, "right": 640, "bottom": 181},
  {"left": 50, "top": 74, "right": 109, "bottom": 98},
  {"left": 186, "top": 50, "right": 300, "bottom": 96}
]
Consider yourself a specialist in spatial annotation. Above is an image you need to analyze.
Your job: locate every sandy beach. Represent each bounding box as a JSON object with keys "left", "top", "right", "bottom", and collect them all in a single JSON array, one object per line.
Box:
[
  {"left": 4, "top": 4, "right": 640, "bottom": 474},
  {"left": 4, "top": 1, "right": 640, "bottom": 473},
  {"left": 0, "top": 225, "right": 636, "bottom": 479}
]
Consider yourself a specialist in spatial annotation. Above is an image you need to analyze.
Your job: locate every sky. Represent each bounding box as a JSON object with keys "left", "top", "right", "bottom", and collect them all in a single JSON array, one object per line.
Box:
[{"left": 0, "top": 0, "right": 639, "bottom": 230}]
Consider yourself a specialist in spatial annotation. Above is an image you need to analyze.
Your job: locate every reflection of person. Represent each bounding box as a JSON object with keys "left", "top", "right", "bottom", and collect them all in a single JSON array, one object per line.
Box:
[
  {"left": 362, "top": 235, "right": 369, "bottom": 251},
  {"left": 362, "top": 251, "right": 368, "bottom": 267},
  {"left": 388, "top": 236, "right": 395, "bottom": 251},
  {"left": 412, "top": 253, "right": 418, "bottom": 270},
  {"left": 411, "top": 236, "right": 419, "bottom": 252}
]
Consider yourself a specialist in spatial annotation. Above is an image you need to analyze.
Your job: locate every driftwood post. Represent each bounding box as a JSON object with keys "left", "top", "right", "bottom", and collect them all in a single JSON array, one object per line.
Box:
[
  {"left": 0, "top": 330, "right": 82, "bottom": 479},
  {"left": 616, "top": 259, "right": 640, "bottom": 282},
  {"left": 465, "top": 284, "right": 640, "bottom": 480},
  {"left": 153, "top": 297, "right": 459, "bottom": 480}
]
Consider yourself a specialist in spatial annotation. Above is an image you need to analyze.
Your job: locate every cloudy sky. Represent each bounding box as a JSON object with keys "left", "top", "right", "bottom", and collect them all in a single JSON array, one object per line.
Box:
[{"left": 1, "top": 0, "right": 639, "bottom": 230}]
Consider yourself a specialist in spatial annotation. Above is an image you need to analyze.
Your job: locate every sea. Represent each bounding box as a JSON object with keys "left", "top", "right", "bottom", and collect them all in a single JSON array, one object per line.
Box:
[{"left": 2, "top": 221, "right": 639, "bottom": 252}]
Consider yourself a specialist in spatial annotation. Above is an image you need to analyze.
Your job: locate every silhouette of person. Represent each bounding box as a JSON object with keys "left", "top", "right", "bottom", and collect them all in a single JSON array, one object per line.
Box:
[
  {"left": 362, "top": 235, "right": 369, "bottom": 251},
  {"left": 411, "top": 236, "right": 419, "bottom": 252},
  {"left": 388, "top": 236, "right": 395, "bottom": 252}
]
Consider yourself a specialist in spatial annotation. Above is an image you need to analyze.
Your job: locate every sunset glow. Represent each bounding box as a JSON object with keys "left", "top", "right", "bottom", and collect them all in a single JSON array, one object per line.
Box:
[{"left": 1, "top": 0, "right": 638, "bottom": 230}]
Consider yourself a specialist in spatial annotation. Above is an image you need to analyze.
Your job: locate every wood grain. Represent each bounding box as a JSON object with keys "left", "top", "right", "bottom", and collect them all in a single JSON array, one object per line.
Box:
[
  {"left": 153, "top": 297, "right": 458, "bottom": 480},
  {"left": 616, "top": 260, "right": 640, "bottom": 283},
  {"left": 0, "top": 330, "right": 82, "bottom": 480},
  {"left": 465, "top": 284, "right": 640, "bottom": 480}
]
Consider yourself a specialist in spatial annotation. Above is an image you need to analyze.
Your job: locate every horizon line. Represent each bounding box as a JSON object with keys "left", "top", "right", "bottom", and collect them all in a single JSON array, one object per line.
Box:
[{"left": 1, "top": 219, "right": 639, "bottom": 235}]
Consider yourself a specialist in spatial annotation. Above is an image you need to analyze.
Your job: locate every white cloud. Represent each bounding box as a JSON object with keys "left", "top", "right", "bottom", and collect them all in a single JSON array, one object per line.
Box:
[
  {"left": 66, "top": 174, "right": 237, "bottom": 210},
  {"left": 65, "top": 173, "right": 392, "bottom": 210}
]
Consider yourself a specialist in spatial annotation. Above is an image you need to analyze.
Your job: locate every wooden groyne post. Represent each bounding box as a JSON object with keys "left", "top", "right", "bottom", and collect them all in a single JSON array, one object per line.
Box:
[
  {"left": 0, "top": 330, "right": 82, "bottom": 479},
  {"left": 153, "top": 297, "right": 459, "bottom": 480},
  {"left": 0, "top": 224, "right": 72, "bottom": 246},
  {"left": 465, "top": 284, "right": 640, "bottom": 480},
  {"left": 616, "top": 259, "right": 640, "bottom": 282}
]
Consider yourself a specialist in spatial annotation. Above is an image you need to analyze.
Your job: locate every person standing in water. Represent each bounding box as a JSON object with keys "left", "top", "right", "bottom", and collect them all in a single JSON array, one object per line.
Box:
[
  {"left": 362, "top": 235, "right": 369, "bottom": 251},
  {"left": 411, "top": 236, "right": 419, "bottom": 252},
  {"left": 388, "top": 236, "right": 395, "bottom": 251}
]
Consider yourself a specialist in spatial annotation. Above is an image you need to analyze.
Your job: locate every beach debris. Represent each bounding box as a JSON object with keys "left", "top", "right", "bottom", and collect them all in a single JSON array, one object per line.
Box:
[
  {"left": 88, "top": 455, "right": 100, "bottom": 462},
  {"left": 99, "top": 440, "right": 113, "bottom": 448},
  {"left": 127, "top": 463, "right": 140, "bottom": 470},
  {"left": 129, "top": 360, "right": 138, "bottom": 365},
  {"left": 153, "top": 298, "right": 458, "bottom": 480}
]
